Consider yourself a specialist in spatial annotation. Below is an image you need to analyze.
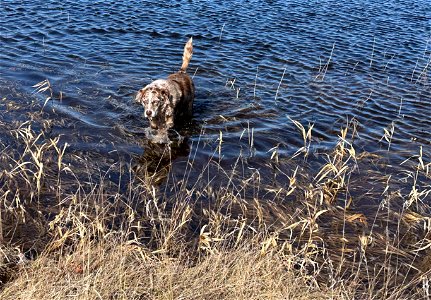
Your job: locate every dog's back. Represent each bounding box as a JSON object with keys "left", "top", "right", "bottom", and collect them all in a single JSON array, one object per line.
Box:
[
  {"left": 167, "top": 37, "right": 195, "bottom": 123},
  {"left": 167, "top": 72, "right": 194, "bottom": 120}
]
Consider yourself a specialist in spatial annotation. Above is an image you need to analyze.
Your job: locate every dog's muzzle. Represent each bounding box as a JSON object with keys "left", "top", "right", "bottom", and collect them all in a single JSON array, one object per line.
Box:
[{"left": 145, "top": 108, "right": 157, "bottom": 118}]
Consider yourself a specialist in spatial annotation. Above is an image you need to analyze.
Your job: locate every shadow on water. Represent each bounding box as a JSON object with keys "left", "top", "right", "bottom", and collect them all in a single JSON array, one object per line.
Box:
[{"left": 132, "top": 130, "right": 191, "bottom": 187}]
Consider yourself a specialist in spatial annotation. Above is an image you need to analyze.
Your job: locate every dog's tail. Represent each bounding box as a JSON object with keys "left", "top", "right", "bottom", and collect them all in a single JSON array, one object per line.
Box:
[{"left": 180, "top": 37, "right": 193, "bottom": 72}]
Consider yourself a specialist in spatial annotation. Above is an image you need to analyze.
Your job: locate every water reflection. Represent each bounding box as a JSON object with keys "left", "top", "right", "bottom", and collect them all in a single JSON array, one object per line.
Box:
[{"left": 133, "top": 132, "right": 190, "bottom": 186}]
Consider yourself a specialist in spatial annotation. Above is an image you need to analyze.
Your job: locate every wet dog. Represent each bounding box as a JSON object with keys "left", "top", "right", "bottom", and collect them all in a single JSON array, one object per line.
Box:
[{"left": 135, "top": 38, "right": 195, "bottom": 131}]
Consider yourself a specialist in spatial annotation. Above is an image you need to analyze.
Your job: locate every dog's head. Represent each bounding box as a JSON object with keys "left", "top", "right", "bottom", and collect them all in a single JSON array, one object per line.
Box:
[{"left": 135, "top": 80, "right": 171, "bottom": 129}]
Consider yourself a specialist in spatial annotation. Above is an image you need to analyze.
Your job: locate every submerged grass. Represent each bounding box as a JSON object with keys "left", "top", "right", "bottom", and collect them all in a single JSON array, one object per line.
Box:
[{"left": 0, "top": 89, "right": 430, "bottom": 299}]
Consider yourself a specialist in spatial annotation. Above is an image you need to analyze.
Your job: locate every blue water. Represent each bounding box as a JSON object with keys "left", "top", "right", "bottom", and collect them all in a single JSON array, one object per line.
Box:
[{"left": 1, "top": 0, "right": 430, "bottom": 190}]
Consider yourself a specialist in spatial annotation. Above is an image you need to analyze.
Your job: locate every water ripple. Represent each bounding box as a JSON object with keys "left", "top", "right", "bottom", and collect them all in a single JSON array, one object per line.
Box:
[{"left": 0, "top": 0, "right": 430, "bottom": 164}]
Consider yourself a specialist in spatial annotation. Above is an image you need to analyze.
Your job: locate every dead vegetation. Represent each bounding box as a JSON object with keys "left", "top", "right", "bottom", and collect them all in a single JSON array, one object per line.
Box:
[{"left": 0, "top": 85, "right": 430, "bottom": 299}]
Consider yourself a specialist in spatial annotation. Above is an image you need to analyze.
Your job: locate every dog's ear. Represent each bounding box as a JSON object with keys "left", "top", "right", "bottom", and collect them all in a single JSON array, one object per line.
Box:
[
  {"left": 135, "top": 87, "right": 148, "bottom": 104},
  {"left": 160, "top": 89, "right": 172, "bottom": 107},
  {"left": 160, "top": 89, "right": 169, "bottom": 99}
]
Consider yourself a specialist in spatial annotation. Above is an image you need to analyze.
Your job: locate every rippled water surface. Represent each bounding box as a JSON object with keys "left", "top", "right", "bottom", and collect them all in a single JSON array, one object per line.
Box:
[{"left": 1, "top": 0, "right": 430, "bottom": 196}]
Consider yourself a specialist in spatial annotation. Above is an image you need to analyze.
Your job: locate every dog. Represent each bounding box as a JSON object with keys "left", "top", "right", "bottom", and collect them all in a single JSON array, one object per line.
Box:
[{"left": 135, "top": 37, "right": 195, "bottom": 131}]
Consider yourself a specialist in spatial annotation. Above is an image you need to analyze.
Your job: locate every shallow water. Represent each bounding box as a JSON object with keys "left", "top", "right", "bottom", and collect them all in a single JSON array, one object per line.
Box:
[{"left": 1, "top": 1, "right": 430, "bottom": 199}]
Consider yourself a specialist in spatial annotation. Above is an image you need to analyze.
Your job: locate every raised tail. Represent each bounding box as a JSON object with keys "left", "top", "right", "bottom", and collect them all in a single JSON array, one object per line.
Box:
[{"left": 180, "top": 37, "right": 193, "bottom": 72}]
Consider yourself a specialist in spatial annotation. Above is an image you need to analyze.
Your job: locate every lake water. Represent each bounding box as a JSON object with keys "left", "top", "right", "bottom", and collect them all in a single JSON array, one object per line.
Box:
[{"left": 1, "top": 1, "right": 430, "bottom": 203}]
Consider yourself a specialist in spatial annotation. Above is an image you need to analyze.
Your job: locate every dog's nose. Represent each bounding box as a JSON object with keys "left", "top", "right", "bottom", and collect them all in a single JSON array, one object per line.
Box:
[{"left": 146, "top": 110, "right": 152, "bottom": 117}]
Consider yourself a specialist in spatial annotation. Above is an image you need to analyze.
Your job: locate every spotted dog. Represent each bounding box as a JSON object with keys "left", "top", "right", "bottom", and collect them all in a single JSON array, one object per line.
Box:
[{"left": 135, "top": 38, "right": 195, "bottom": 131}]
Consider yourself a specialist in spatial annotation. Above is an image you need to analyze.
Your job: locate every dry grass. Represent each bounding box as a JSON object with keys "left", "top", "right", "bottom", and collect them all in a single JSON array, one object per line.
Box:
[
  {"left": 1, "top": 241, "right": 344, "bottom": 300},
  {"left": 0, "top": 88, "right": 430, "bottom": 299}
]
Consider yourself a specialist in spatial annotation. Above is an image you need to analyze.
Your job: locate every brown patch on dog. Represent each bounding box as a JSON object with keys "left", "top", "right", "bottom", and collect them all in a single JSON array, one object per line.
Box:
[{"left": 135, "top": 38, "right": 195, "bottom": 130}]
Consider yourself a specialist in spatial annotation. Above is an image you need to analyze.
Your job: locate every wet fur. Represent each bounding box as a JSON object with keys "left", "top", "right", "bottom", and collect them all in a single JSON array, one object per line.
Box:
[{"left": 135, "top": 38, "right": 195, "bottom": 130}]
